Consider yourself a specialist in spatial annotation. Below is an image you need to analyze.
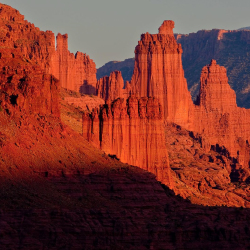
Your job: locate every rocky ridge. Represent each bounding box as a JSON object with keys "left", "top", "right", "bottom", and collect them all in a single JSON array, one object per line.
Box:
[{"left": 97, "top": 58, "right": 134, "bottom": 82}]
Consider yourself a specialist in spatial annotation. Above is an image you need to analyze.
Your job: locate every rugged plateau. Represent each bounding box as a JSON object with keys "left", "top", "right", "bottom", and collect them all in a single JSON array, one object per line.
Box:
[{"left": 1, "top": 3, "right": 250, "bottom": 249}]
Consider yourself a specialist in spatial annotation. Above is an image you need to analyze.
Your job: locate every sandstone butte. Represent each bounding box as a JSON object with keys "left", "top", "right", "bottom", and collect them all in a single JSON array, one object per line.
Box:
[{"left": 0, "top": 4, "right": 97, "bottom": 95}]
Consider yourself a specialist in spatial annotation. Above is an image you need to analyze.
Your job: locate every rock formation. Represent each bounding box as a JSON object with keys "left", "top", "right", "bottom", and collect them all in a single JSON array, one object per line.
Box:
[
  {"left": 97, "top": 58, "right": 134, "bottom": 82},
  {"left": 193, "top": 60, "right": 250, "bottom": 177},
  {"left": 94, "top": 21, "right": 250, "bottom": 184},
  {"left": 96, "top": 21, "right": 194, "bottom": 125},
  {"left": 51, "top": 34, "right": 97, "bottom": 94},
  {"left": 96, "top": 71, "right": 124, "bottom": 101},
  {"left": 128, "top": 20, "right": 194, "bottom": 125},
  {"left": 0, "top": 4, "right": 61, "bottom": 119},
  {"left": 176, "top": 28, "right": 250, "bottom": 107},
  {"left": 0, "top": 4, "right": 97, "bottom": 96},
  {"left": 82, "top": 96, "right": 173, "bottom": 188},
  {"left": 198, "top": 59, "right": 237, "bottom": 112}
]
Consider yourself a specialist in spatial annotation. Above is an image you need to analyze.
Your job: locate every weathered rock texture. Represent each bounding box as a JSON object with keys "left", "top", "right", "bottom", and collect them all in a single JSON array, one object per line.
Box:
[
  {"left": 193, "top": 60, "right": 250, "bottom": 180},
  {"left": 94, "top": 21, "right": 250, "bottom": 185},
  {"left": 0, "top": 4, "right": 60, "bottom": 118},
  {"left": 4, "top": 4, "right": 250, "bottom": 249},
  {"left": 82, "top": 96, "right": 173, "bottom": 188},
  {"left": 0, "top": 4, "right": 97, "bottom": 96},
  {"left": 176, "top": 28, "right": 250, "bottom": 107},
  {"left": 128, "top": 20, "right": 194, "bottom": 125},
  {"left": 51, "top": 34, "right": 97, "bottom": 94},
  {"left": 166, "top": 123, "right": 250, "bottom": 207},
  {"left": 96, "top": 70, "right": 124, "bottom": 101}
]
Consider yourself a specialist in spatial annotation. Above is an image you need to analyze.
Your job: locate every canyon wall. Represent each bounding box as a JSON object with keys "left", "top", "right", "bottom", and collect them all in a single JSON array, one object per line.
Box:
[
  {"left": 0, "top": 4, "right": 59, "bottom": 117},
  {"left": 51, "top": 34, "right": 97, "bottom": 94},
  {"left": 94, "top": 21, "right": 250, "bottom": 181},
  {"left": 0, "top": 4, "right": 97, "bottom": 96},
  {"left": 82, "top": 96, "right": 173, "bottom": 188}
]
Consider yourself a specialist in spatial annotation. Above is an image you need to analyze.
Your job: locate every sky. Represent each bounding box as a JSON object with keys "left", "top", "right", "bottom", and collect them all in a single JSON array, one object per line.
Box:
[{"left": 2, "top": 0, "right": 250, "bottom": 68}]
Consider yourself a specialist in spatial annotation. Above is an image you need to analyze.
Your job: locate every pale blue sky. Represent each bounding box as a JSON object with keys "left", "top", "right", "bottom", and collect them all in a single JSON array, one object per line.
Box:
[{"left": 2, "top": 0, "right": 250, "bottom": 67}]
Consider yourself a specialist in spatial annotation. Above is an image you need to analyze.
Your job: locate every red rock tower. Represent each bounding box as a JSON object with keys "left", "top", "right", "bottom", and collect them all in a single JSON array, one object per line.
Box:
[
  {"left": 158, "top": 20, "right": 175, "bottom": 35},
  {"left": 199, "top": 59, "right": 237, "bottom": 112},
  {"left": 129, "top": 20, "right": 193, "bottom": 126}
]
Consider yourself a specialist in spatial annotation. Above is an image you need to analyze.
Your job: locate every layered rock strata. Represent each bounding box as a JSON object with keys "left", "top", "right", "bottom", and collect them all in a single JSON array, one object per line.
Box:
[
  {"left": 51, "top": 34, "right": 97, "bottom": 94},
  {"left": 96, "top": 71, "right": 124, "bottom": 101},
  {"left": 94, "top": 20, "right": 250, "bottom": 183},
  {"left": 193, "top": 60, "right": 250, "bottom": 177},
  {"left": 128, "top": 20, "right": 194, "bottom": 125},
  {"left": 0, "top": 4, "right": 96, "bottom": 95},
  {"left": 176, "top": 28, "right": 250, "bottom": 107},
  {"left": 82, "top": 96, "right": 173, "bottom": 188}
]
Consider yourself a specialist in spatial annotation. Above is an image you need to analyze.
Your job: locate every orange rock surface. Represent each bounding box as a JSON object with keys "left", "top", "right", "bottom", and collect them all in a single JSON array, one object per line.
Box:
[
  {"left": 123, "top": 20, "right": 194, "bottom": 125},
  {"left": 82, "top": 96, "right": 173, "bottom": 188},
  {"left": 96, "top": 70, "right": 124, "bottom": 100},
  {"left": 94, "top": 20, "right": 250, "bottom": 188},
  {"left": 192, "top": 60, "right": 250, "bottom": 180},
  {"left": 0, "top": 4, "right": 97, "bottom": 95},
  {"left": 51, "top": 34, "right": 97, "bottom": 94}
]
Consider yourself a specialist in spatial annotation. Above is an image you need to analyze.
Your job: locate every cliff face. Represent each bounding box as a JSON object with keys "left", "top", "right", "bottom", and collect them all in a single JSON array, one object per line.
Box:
[
  {"left": 0, "top": 4, "right": 97, "bottom": 96},
  {"left": 51, "top": 34, "right": 97, "bottom": 94},
  {"left": 0, "top": 4, "right": 59, "bottom": 118},
  {"left": 128, "top": 21, "right": 193, "bottom": 125},
  {"left": 0, "top": 4, "right": 55, "bottom": 74},
  {"left": 82, "top": 96, "right": 173, "bottom": 188},
  {"left": 94, "top": 21, "right": 250, "bottom": 183}
]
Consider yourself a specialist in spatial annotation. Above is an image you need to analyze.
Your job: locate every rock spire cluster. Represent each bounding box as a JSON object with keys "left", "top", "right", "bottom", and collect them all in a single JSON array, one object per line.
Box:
[{"left": 94, "top": 20, "right": 250, "bottom": 182}]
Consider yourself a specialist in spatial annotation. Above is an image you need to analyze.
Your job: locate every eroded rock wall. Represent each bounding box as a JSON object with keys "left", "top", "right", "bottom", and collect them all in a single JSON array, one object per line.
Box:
[
  {"left": 96, "top": 71, "right": 124, "bottom": 101},
  {"left": 0, "top": 4, "right": 97, "bottom": 96},
  {"left": 51, "top": 34, "right": 97, "bottom": 94},
  {"left": 82, "top": 96, "right": 173, "bottom": 188},
  {"left": 128, "top": 21, "right": 194, "bottom": 125}
]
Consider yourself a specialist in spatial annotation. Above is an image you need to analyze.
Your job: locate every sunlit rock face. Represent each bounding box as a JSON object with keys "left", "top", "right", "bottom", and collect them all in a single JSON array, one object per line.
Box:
[{"left": 82, "top": 96, "right": 173, "bottom": 189}]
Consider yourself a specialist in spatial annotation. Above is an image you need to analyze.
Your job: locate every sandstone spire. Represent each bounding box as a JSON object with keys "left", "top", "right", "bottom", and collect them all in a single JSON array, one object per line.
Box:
[
  {"left": 199, "top": 59, "right": 237, "bottom": 112},
  {"left": 128, "top": 20, "right": 193, "bottom": 125}
]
